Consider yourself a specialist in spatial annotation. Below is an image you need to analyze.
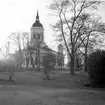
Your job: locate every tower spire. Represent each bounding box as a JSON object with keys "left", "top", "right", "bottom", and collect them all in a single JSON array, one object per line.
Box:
[
  {"left": 36, "top": 10, "right": 39, "bottom": 22},
  {"left": 32, "top": 10, "right": 43, "bottom": 28}
]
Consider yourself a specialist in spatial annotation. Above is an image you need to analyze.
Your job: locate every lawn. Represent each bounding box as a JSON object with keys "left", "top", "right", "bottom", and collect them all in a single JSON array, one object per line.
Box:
[{"left": 0, "top": 70, "right": 105, "bottom": 105}]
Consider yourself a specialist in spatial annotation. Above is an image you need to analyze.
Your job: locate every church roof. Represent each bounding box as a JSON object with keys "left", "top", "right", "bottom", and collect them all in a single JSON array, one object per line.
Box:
[
  {"left": 32, "top": 21, "right": 43, "bottom": 28},
  {"left": 23, "top": 44, "right": 57, "bottom": 54},
  {"left": 32, "top": 11, "right": 43, "bottom": 28},
  {"left": 41, "top": 46, "right": 57, "bottom": 54}
]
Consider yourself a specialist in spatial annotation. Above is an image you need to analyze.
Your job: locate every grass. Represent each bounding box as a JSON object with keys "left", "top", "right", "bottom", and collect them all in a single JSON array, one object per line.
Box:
[{"left": 0, "top": 70, "right": 105, "bottom": 105}]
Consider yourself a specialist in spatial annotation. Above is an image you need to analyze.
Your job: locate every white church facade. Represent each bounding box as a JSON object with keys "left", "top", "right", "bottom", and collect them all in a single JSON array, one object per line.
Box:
[{"left": 19, "top": 11, "right": 64, "bottom": 69}]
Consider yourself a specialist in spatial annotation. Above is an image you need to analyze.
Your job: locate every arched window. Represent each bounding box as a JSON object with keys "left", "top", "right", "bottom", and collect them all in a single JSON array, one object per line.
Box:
[
  {"left": 33, "top": 34, "right": 35, "bottom": 39},
  {"left": 38, "top": 34, "right": 40, "bottom": 39}
]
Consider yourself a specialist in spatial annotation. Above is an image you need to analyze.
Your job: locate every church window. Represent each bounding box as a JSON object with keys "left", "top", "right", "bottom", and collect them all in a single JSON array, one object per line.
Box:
[
  {"left": 33, "top": 34, "right": 35, "bottom": 39},
  {"left": 38, "top": 34, "right": 40, "bottom": 39},
  {"left": 42, "top": 34, "right": 43, "bottom": 40}
]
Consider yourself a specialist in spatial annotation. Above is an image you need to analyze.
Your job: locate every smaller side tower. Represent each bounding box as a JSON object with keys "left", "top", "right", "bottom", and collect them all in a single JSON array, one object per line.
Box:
[{"left": 58, "top": 44, "right": 63, "bottom": 54}]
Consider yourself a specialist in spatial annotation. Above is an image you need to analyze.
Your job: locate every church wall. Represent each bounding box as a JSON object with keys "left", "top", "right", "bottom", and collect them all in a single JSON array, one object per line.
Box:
[
  {"left": 20, "top": 12, "right": 64, "bottom": 70},
  {"left": 21, "top": 51, "right": 64, "bottom": 69},
  {"left": 31, "top": 27, "right": 44, "bottom": 46},
  {"left": 21, "top": 47, "right": 47, "bottom": 69}
]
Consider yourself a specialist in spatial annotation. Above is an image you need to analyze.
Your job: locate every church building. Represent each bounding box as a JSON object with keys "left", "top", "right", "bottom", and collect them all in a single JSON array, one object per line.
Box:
[{"left": 21, "top": 11, "right": 64, "bottom": 69}]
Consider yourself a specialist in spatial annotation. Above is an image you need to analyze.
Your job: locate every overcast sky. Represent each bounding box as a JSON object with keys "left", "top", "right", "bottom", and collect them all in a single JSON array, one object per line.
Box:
[{"left": 0, "top": 0, "right": 105, "bottom": 53}]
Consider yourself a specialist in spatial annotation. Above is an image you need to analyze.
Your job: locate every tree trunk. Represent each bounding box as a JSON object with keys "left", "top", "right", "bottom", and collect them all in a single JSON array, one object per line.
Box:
[
  {"left": 61, "top": 64, "right": 62, "bottom": 71},
  {"left": 84, "top": 37, "right": 89, "bottom": 72},
  {"left": 70, "top": 53, "right": 75, "bottom": 75},
  {"left": 9, "top": 68, "right": 15, "bottom": 82},
  {"left": 31, "top": 56, "right": 35, "bottom": 69},
  {"left": 26, "top": 64, "right": 28, "bottom": 70},
  {"left": 84, "top": 48, "right": 88, "bottom": 72},
  {"left": 37, "top": 48, "right": 40, "bottom": 71},
  {"left": 36, "top": 51, "right": 38, "bottom": 70},
  {"left": 38, "top": 49, "right": 40, "bottom": 71},
  {"left": 36, "top": 48, "right": 40, "bottom": 71},
  {"left": 43, "top": 68, "right": 50, "bottom": 80},
  {"left": 26, "top": 57, "right": 29, "bottom": 70},
  {"left": 76, "top": 58, "right": 79, "bottom": 71},
  {"left": 32, "top": 64, "right": 34, "bottom": 68}
]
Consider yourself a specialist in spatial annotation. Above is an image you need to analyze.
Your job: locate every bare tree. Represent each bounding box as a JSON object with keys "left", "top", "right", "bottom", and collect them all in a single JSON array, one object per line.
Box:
[
  {"left": 9, "top": 31, "right": 24, "bottom": 69},
  {"left": 36, "top": 34, "right": 43, "bottom": 71},
  {"left": 4, "top": 41, "right": 10, "bottom": 59},
  {"left": 49, "top": 0, "right": 100, "bottom": 75},
  {"left": 21, "top": 32, "right": 30, "bottom": 48},
  {"left": 2, "top": 39, "right": 16, "bottom": 81},
  {"left": 21, "top": 32, "right": 43, "bottom": 70},
  {"left": 78, "top": 15, "right": 105, "bottom": 71},
  {"left": 42, "top": 52, "right": 56, "bottom": 79},
  {"left": 21, "top": 32, "right": 31, "bottom": 69}
]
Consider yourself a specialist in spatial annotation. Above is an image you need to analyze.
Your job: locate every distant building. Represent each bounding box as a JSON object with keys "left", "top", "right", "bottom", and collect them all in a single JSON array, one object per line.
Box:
[{"left": 17, "top": 11, "right": 65, "bottom": 69}]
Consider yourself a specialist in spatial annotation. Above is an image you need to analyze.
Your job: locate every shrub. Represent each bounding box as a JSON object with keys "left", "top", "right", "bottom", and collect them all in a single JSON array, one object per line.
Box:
[
  {"left": 42, "top": 52, "right": 56, "bottom": 79},
  {"left": 2, "top": 59, "right": 16, "bottom": 81},
  {"left": 87, "top": 49, "right": 105, "bottom": 86}
]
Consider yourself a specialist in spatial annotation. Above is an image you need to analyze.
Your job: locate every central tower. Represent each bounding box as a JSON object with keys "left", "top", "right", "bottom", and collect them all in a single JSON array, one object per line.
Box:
[{"left": 31, "top": 11, "right": 44, "bottom": 46}]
